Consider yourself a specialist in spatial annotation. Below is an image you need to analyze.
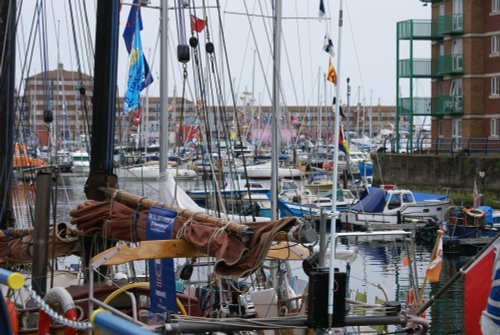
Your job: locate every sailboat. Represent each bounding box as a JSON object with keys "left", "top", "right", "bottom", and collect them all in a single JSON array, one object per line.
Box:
[{"left": 0, "top": 1, "right": 432, "bottom": 334}]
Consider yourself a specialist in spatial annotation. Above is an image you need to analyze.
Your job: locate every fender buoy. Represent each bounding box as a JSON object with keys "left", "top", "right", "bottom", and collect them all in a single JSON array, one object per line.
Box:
[
  {"left": 465, "top": 208, "right": 485, "bottom": 218},
  {"left": 38, "top": 287, "right": 77, "bottom": 335},
  {"left": 405, "top": 288, "right": 426, "bottom": 319},
  {"left": 4, "top": 298, "right": 19, "bottom": 335}
]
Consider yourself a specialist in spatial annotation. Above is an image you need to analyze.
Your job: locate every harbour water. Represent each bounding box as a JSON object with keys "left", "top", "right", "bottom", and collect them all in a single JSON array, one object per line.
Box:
[{"left": 13, "top": 174, "right": 468, "bottom": 334}]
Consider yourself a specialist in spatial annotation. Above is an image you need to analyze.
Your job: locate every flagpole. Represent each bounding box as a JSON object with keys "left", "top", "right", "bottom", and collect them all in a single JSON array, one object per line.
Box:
[
  {"left": 417, "top": 230, "right": 443, "bottom": 305},
  {"left": 271, "top": 0, "right": 283, "bottom": 221},
  {"left": 159, "top": 0, "right": 169, "bottom": 173},
  {"left": 328, "top": 0, "right": 343, "bottom": 327}
]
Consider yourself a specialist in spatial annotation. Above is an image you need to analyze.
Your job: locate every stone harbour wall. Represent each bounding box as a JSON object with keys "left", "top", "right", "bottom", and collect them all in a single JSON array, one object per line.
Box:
[{"left": 371, "top": 153, "right": 500, "bottom": 194}]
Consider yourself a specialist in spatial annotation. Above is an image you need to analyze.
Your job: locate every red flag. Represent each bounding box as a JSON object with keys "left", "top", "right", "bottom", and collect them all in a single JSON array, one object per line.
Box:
[
  {"left": 191, "top": 15, "right": 205, "bottom": 33},
  {"left": 132, "top": 108, "right": 142, "bottom": 124},
  {"left": 464, "top": 240, "right": 498, "bottom": 334}
]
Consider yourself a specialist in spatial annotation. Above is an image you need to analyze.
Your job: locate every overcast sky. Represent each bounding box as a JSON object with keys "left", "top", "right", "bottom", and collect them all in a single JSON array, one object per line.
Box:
[{"left": 16, "top": 0, "right": 431, "bottom": 107}]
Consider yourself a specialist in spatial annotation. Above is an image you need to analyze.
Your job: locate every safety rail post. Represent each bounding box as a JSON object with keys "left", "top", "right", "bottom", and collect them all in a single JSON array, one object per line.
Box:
[{"left": 485, "top": 137, "right": 489, "bottom": 156}]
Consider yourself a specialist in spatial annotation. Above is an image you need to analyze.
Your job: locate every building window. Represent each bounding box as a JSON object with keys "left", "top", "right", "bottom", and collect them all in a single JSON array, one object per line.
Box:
[
  {"left": 494, "top": 0, "right": 500, "bottom": 12},
  {"left": 452, "top": 118, "right": 462, "bottom": 151},
  {"left": 491, "top": 118, "right": 499, "bottom": 137},
  {"left": 438, "top": 120, "right": 444, "bottom": 137},
  {"left": 492, "top": 35, "right": 500, "bottom": 55},
  {"left": 492, "top": 76, "right": 500, "bottom": 97}
]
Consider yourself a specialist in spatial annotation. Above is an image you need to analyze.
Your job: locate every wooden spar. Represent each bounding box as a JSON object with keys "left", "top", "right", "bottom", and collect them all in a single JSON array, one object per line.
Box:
[
  {"left": 91, "top": 236, "right": 306, "bottom": 266},
  {"left": 100, "top": 187, "right": 255, "bottom": 238},
  {"left": 91, "top": 240, "right": 204, "bottom": 265}
]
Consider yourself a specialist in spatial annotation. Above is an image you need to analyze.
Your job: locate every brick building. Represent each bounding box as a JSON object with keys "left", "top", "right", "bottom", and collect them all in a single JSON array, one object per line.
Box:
[
  {"left": 21, "top": 63, "right": 93, "bottom": 148},
  {"left": 397, "top": 0, "right": 500, "bottom": 153}
]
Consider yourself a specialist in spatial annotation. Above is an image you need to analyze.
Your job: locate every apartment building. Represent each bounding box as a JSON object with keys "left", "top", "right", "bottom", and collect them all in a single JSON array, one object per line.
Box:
[{"left": 397, "top": 0, "right": 500, "bottom": 153}]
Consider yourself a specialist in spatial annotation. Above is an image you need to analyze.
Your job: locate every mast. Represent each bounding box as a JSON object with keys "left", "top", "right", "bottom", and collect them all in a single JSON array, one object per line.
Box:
[
  {"left": 0, "top": 0, "right": 16, "bottom": 229},
  {"left": 270, "top": 0, "right": 283, "bottom": 221},
  {"left": 84, "top": 0, "right": 120, "bottom": 201},
  {"left": 328, "top": 0, "right": 343, "bottom": 327},
  {"left": 159, "top": 0, "right": 169, "bottom": 174}
]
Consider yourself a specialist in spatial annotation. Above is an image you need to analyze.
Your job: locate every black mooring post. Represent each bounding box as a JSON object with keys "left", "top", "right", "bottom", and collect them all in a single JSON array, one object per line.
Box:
[
  {"left": 32, "top": 173, "right": 52, "bottom": 297},
  {"left": 84, "top": 0, "right": 120, "bottom": 201}
]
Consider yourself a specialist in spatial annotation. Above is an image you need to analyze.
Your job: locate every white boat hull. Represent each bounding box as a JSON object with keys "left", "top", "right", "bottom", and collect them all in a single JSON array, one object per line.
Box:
[
  {"left": 340, "top": 200, "right": 451, "bottom": 226},
  {"left": 238, "top": 163, "right": 302, "bottom": 179},
  {"left": 117, "top": 165, "right": 198, "bottom": 180}
]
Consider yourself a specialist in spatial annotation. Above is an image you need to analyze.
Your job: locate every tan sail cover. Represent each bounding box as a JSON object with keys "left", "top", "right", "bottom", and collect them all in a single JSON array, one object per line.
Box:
[{"left": 70, "top": 200, "right": 298, "bottom": 278}]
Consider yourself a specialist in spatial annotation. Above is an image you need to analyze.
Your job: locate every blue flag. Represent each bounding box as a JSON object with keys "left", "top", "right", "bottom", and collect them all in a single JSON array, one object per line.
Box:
[
  {"left": 323, "top": 33, "right": 335, "bottom": 57},
  {"left": 123, "top": 0, "right": 153, "bottom": 90},
  {"left": 123, "top": 12, "right": 146, "bottom": 114},
  {"left": 146, "top": 206, "right": 178, "bottom": 315},
  {"left": 319, "top": 0, "right": 326, "bottom": 19}
]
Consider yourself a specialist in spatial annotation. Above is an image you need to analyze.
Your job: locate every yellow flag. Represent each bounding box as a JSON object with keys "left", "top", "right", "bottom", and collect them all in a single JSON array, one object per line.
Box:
[{"left": 327, "top": 59, "right": 337, "bottom": 85}]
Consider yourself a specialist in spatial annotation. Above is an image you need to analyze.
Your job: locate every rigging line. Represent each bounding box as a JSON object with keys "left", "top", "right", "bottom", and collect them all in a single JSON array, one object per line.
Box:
[
  {"left": 344, "top": 1, "right": 366, "bottom": 101},
  {"left": 40, "top": 0, "right": 49, "bottom": 111},
  {"left": 257, "top": 0, "right": 295, "bottom": 148},
  {"left": 79, "top": 0, "right": 95, "bottom": 58},
  {"left": 63, "top": 2, "right": 75, "bottom": 70},
  {"left": 0, "top": 0, "right": 14, "bottom": 80},
  {"left": 68, "top": 0, "right": 92, "bottom": 153},
  {"left": 294, "top": 0, "right": 306, "bottom": 104},
  {"left": 15, "top": 1, "right": 27, "bottom": 84},
  {"left": 14, "top": 0, "right": 38, "bottom": 99},
  {"left": 195, "top": 4, "right": 228, "bottom": 217},
  {"left": 0, "top": 0, "right": 17, "bottom": 221},
  {"left": 256, "top": 0, "right": 293, "bottom": 130},
  {"left": 241, "top": 0, "right": 271, "bottom": 101},
  {"left": 214, "top": 2, "right": 258, "bottom": 219},
  {"left": 210, "top": 56, "right": 244, "bottom": 216},
  {"left": 294, "top": 74, "right": 322, "bottom": 148},
  {"left": 205, "top": 57, "right": 228, "bottom": 217},
  {"left": 281, "top": 23, "right": 299, "bottom": 106},
  {"left": 76, "top": 0, "right": 93, "bottom": 76},
  {"left": 186, "top": 24, "right": 216, "bottom": 214},
  {"left": 306, "top": 1, "right": 313, "bottom": 103},
  {"left": 168, "top": 19, "right": 181, "bottom": 90},
  {"left": 224, "top": 11, "right": 328, "bottom": 20},
  {"left": 233, "top": 1, "right": 257, "bottom": 103}
]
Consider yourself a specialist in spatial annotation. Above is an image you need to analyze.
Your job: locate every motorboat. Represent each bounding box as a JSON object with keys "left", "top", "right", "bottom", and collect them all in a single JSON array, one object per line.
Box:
[{"left": 339, "top": 185, "right": 451, "bottom": 227}]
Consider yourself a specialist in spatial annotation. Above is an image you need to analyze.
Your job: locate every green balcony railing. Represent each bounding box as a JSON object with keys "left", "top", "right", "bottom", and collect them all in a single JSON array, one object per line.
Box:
[
  {"left": 437, "top": 14, "right": 464, "bottom": 35},
  {"left": 436, "top": 54, "right": 463, "bottom": 75},
  {"left": 399, "top": 97, "right": 432, "bottom": 116},
  {"left": 398, "top": 96, "right": 464, "bottom": 117},
  {"left": 397, "top": 20, "right": 440, "bottom": 40},
  {"left": 435, "top": 95, "right": 464, "bottom": 116},
  {"left": 398, "top": 58, "right": 438, "bottom": 78}
]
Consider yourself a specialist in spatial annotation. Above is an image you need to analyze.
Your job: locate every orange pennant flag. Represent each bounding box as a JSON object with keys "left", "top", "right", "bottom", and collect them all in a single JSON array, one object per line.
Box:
[{"left": 425, "top": 234, "right": 443, "bottom": 283}]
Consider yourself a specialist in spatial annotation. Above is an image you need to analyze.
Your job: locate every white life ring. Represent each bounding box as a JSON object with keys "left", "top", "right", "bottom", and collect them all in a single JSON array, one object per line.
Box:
[
  {"left": 465, "top": 208, "right": 485, "bottom": 218},
  {"left": 38, "top": 287, "right": 77, "bottom": 335}
]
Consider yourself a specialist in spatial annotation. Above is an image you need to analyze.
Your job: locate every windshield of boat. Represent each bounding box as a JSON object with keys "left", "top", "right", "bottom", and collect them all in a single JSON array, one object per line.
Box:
[
  {"left": 387, "top": 193, "right": 402, "bottom": 210},
  {"left": 402, "top": 192, "right": 415, "bottom": 203}
]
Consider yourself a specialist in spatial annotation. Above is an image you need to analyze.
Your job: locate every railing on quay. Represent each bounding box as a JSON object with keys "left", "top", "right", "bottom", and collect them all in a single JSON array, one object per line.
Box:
[{"left": 382, "top": 136, "right": 500, "bottom": 156}]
